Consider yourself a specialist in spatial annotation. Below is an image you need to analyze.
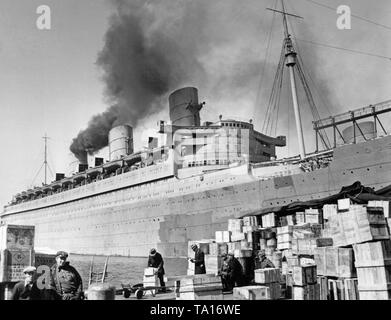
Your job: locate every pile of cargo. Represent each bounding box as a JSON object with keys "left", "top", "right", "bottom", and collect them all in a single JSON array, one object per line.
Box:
[
  {"left": 279, "top": 199, "right": 391, "bottom": 300},
  {"left": 187, "top": 216, "right": 261, "bottom": 279}
]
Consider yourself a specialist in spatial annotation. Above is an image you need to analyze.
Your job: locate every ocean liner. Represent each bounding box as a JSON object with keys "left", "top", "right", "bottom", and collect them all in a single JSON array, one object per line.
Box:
[{"left": 2, "top": 2, "right": 391, "bottom": 258}]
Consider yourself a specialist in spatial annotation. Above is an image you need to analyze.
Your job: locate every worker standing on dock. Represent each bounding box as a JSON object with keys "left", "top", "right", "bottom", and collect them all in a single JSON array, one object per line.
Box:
[
  {"left": 148, "top": 248, "right": 166, "bottom": 292},
  {"left": 189, "top": 244, "right": 206, "bottom": 274},
  {"left": 255, "top": 249, "right": 275, "bottom": 269},
  {"left": 220, "top": 252, "right": 244, "bottom": 292},
  {"left": 49, "top": 251, "right": 84, "bottom": 300},
  {"left": 10, "top": 266, "right": 41, "bottom": 300}
]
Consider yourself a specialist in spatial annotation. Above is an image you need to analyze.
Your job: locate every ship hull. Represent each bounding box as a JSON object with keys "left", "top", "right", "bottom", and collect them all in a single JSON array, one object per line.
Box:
[{"left": 2, "top": 135, "right": 391, "bottom": 258}]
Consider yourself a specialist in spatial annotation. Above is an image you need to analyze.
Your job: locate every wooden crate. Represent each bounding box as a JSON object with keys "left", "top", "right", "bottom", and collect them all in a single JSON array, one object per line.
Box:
[
  {"left": 338, "top": 199, "right": 351, "bottom": 211},
  {"left": 233, "top": 286, "right": 270, "bottom": 300},
  {"left": 317, "top": 276, "right": 329, "bottom": 300},
  {"left": 286, "top": 273, "right": 294, "bottom": 299},
  {"left": 231, "top": 232, "right": 246, "bottom": 242},
  {"left": 358, "top": 290, "right": 391, "bottom": 300},
  {"left": 316, "top": 238, "right": 334, "bottom": 247},
  {"left": 353, "top": 240, "right": 391, "bottom": 268},
  {"left": 314, "top": 247, "right": 356, "bottom": 278},
  {"left": 292, "top": 265, "right": 317, "bottom": 286},
  {"left": 0, "top": 225, "right": 35, "bottom": 251},
  {"left": 254, "top": 268, "right": 280, "bottom": 284},
  {"left": 344, "top": 278, "right": 359, "bottom": 300},
  {"left": 262, "top": 213, "right": 276, "bottom": 228},
  {"left": 328, "top": 279, "right": 345, "bottom": 300},
  {"left": 205, "top": 255, "right": 222, "bottom": 275},
  {"left": 287, "top": 215, "right": 296, "bottom": 226},
  {"left": 243, "top": 216, "right": 258, "bottom": 227},
  {"left": 266, "top": 282, "right": 281, "bottom": 300},
  {"left": 209, "top": 243, "right": 228, "bottom": 256},
  {"left": 227, "top": 242, "right": 242, "bottom": 253},
  {"left": 0, "top": 249, "right": 35, "bottom": 282},
  {"left": 293, "top": 284, "right": 320, "bottom": 300},
  {"left": 228, "top": 219, "right": 243, "bottom": 232},
  {"left": 356, "top": 266, "right": 391, "bottom": 291},
  {"left": 323, "top": 204, "right": 338, "bottom": 220},
  {"left": 177, "top": 290, "right": 224, "bottom": 300},
  {"left": 368, "top": 201, "right": 390, "bottom": 219},
  {"left": 215, "top": 231, "right": 231, "bottom": 243},
  {"left": 330, "top": 206, "right": 389, "bottom": 247},
  {"left": 292, "top": 238, "right": 317, "bottom": 255}
]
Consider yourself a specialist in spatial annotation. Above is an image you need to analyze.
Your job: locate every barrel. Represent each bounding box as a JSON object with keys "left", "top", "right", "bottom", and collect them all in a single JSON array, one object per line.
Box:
[{"left": 87, "top": 283, "right": 116, "bottom": 300}]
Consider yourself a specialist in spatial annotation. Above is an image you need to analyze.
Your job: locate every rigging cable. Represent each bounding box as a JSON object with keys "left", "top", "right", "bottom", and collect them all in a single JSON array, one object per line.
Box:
[
  {"left": 262, "top": 39, "right": 286, "bottom": 135},
  {"left": 295, "top": 38, "right": 391, "bottom": 61},
  {"left": 254, "top": 0, "right": 278, "bottom": 130}
]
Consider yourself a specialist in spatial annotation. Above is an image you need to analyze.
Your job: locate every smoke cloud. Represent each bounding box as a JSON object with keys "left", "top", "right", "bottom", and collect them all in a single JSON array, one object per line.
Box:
[{"left": 69, "top": 0, "right": 280, "bottom": 159}]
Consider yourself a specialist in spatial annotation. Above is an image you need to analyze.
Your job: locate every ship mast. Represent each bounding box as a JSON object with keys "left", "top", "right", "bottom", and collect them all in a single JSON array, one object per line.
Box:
[
  {"left": 43, "top": 133, "right": 49, "bottom": 185},
  {"left": 267, "top": 0, "right": 306, "bottom": 159}
]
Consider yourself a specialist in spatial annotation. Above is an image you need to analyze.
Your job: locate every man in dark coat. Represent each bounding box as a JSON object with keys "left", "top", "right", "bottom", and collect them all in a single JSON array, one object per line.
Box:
[
  {"left": 255, "top": 250, "right": 275, "bottom": 269},
  {"left": 189, "top": 244, "right": 206, "bottom": 274},
  {"left": 11, "top": 266, "right": 41, "bottom": 300},
  {"left": 148, "top": 248, "right": 166, "bottom": 292},
  {"left": 49, "top": 251, "right": 83, "bottom": 300},
  {"left": 220, "top": 252, "right": 245, "bottom": 292}
]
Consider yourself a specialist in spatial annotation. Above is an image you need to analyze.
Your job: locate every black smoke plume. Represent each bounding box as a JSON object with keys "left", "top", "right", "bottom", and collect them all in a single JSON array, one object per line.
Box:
[{"left": 70, "top": 0, "right": 206, "bottom": 159}]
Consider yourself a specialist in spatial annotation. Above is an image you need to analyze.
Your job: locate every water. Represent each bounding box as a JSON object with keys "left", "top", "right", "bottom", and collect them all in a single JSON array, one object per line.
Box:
[{"left": 66, "top": 254, "right": 188, "bottom": 289}]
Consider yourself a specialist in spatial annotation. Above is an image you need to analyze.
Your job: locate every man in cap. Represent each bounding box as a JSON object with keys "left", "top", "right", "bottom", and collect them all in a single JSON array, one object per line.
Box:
[
  {"left": 255, "top": 249, "right": 275, "bottom": 269},
  {"left": 188, "top": 243, "right": 206, "bottom": 274},
  {"left": 11, "top": 266, "right": 41, "bottom": 300},
  {"left": 148, "top": 248, "right": 166, "bottom": 292},
  {"left": 49, "top": 251, "right": 83, "bottom": 300},
  {"left": 220, "top": 252, "right": 244, "bottom": 291}
]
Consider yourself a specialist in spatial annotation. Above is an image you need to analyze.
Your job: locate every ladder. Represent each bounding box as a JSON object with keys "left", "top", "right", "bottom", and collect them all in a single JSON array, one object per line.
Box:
[{"left": 88, "top": 256, "right": 109, "bottom": 287}]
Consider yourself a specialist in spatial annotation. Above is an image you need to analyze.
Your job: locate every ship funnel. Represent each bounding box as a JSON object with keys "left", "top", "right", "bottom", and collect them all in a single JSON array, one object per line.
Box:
[
  {"left": 169, "top": 87, "right": 203, "bottom": 127},
  {"left": 109, "top": 125, "right": 134, "bottom": 161},
  {"left": 342, "top": 121, "right": 376, "bottom": 144},
  {"left": 68, "top": 152, "right": 88, "bottom": 175}
]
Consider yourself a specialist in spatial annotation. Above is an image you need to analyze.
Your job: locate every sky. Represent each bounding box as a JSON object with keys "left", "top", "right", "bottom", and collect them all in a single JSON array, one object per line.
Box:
[{"left": 0, "top": 0, "right": 391, "bottom": 208}]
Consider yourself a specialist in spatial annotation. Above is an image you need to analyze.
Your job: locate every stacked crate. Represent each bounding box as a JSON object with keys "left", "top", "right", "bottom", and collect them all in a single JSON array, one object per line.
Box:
[
  {"left": 328, "top": 203, "right": 389, "bottom": 247},
  {"left": 314, "top": 246, "right": 358, "bottom": 300},
  {"left": 143, "top": 267, "right": 160, "bottom": 295},
  {"left": 292, "top": 265, "right": 319, "bottom": 300},
  {"left": 254, "top": 268, "right": 281, "bottom": 300},
  {"left": 262, "top": 213, "right": 276, "bottom": 228},
  {"left": 277, "top": 226, "right": 293, "bottom": 251},
  {"left": 0, "top": 225, "right": 35, "bottom": 283},
  {"left": 304, "top": 209, "right": 323, "bottom": 224},
  {"left": 176, "top": 274, "right": 223, "bottom": 300},
  {"left": 353, "top": 240, "right": 391, "bottom": 300},
  {"left": 323, "top": 204, "right": 338, "bottom": 221}
]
